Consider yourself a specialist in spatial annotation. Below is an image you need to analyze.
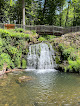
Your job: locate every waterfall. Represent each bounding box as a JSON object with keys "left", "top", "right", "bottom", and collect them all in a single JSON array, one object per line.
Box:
[{"left": 27, "top": 43, "right": 55, "bottom": 69}]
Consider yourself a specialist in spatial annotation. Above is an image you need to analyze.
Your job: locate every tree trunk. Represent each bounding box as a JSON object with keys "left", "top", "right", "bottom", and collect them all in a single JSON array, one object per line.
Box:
[
  {"left": 73, "top": 5, "right": 76, "bottom": 26},
  {"left": 65, "top": 3, "right": 69, "bottom": 27},
  {"left": 42, "top": 0, "right": 47, "bottom": 24},
  {"left": 22, "top": 0, "right": 25, "bottom": 30},
  {"left": 43, "top": 0, "right": 47, "bottom": 16}
]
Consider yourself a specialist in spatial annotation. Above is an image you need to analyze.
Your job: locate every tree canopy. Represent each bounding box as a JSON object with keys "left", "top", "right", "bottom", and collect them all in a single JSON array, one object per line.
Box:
[{"left": 0, "top": 0, "right": 80, "bottom": 26}]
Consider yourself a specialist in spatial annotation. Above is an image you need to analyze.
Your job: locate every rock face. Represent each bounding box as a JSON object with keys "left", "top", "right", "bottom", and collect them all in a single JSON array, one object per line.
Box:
[{"left": 18, "top": 76, "right": 33, "bottom": 83}]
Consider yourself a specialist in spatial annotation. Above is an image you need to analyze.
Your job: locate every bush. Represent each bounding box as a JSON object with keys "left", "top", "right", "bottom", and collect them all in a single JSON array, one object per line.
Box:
[
  {"left": 14, "top": 54, "right": 21, "bottom": 68},
  {"left": 14, "top": 28, "right": 24, "bottom": 32},
  {"left": 0, "top": 53, "right": 14, "bottom": 70},
  {"left": 64, "top": 57, "right": 80, "bottom": 72},
  {"left": 38, "top": 37, "right": 46, "bottom": 41},
  {"left": 62, "top": 47, "right": 74, "bottom": 60},
  {"left": 41, "top": 35, "right": 56, "bottom": 41},
  {"left": 0, "top": 29, "right": 30, "bottom": 40},
  {"left": 31, "top": 30, "right": 36, "bottom": 35},
  {"left": 68, "top": 59, "right": 80, "bottom": 72}
]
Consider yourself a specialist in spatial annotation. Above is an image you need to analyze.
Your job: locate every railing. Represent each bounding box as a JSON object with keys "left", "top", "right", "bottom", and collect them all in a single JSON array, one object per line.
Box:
[{"left": 0, "top": 23, "right": 80, "bottom": 35}]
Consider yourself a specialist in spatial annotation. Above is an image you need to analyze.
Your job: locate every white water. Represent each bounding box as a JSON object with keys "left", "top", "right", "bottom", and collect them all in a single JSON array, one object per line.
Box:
[{"left": 27, "top": 43, "right": 56, "bottom": 70}]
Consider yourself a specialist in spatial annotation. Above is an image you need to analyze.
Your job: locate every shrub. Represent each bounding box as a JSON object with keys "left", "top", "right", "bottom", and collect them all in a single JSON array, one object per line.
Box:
[
  {"left": 58, "top": 43, "right": 65, "bottom": 51},
  {"left": 0, "top": 53, "right": 14, "bottom": 70},
  {"left": 41, "top": 35, "right": 56, "bottom": 41},
  {"left": 0, "top": 29, "right": 30, "bottom": 41},
  {"left": 69, "top": 52, "right": 78, "bottom": 61},
  {"left": 31, "top": 30, "right": 36, "bottom": 35},
  {"left": 62, "top": 47, "right": 74, "bottom": 60},
  {"left": 14, "top": 28, "right": 24, "bottom": 32},
  {"left": 8, "top": 46, "right": 18, "bottom": 55},
  {"left": 65, "top": 58, "right": 80, "bottom": 72},
  {"left": 38, "top": 37, "right": 46, "bottom": 41}
]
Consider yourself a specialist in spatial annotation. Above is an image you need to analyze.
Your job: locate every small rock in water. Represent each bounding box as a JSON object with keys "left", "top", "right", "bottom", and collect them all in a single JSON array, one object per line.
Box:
[{"left": 18, "top": 76, "right": 34, "bottom": 83}]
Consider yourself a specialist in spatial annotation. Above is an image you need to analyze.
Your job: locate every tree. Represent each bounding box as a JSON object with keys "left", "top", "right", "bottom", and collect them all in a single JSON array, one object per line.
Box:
[
  {"left": 22, "top": 0, "right": 25, "bottom": 29},
  {"left": 65, "top": 0, "right": 71, "bottom": 27},
  {"left": 10, "top": 0, "right": 25, "bottom": 28}
]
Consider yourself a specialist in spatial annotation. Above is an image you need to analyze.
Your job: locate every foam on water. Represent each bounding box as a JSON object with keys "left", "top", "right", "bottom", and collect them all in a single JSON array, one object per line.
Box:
[{"left": 25, "top": 69, "right": 57, "bottom": 74}]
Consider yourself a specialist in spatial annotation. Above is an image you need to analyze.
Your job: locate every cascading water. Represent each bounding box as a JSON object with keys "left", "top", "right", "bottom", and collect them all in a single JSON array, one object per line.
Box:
[{"left": 27, "top": 43, "right": 56, "bottom": 70}]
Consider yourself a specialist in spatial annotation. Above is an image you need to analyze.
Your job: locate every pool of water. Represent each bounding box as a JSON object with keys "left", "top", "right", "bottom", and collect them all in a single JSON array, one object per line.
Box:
[{"left": 0, "top": 70, "right": 80, "bottom": 106}]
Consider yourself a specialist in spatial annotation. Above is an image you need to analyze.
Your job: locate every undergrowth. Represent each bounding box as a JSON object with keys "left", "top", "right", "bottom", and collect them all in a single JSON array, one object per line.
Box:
[
  {"left": 58, "top": 43, "right": 80, "bottom": 72},
  {"left": 0, "top": 28, "right": 30, "bottom": 70}
]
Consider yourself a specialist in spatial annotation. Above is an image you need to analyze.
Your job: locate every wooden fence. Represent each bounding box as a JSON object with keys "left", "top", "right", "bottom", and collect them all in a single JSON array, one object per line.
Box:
[{"left": 0, "top": 23, "right": 80, "bottom": 35}]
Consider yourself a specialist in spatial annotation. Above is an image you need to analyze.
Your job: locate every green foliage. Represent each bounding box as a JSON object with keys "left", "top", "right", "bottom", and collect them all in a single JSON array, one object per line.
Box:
[
  {"left": 0, "top": 28, "right": 30, "bottom": 70},
  {"left": 22, "top": 59, "right": 27, "bottom": 69},
  {"left": 0, "top": 29, "right": 30, "bottom": 40},
  {"left": 0, "top": 53, "right": 14, "bottom": 70},
  {"left": 62, "top": 47, "right": 74, "bottom": 59},
  {"left": 38, "top": 37, "right": 46, "bottom": 41},
  {"left": 68, "top": 59, "right": 80, "bottom": 72},
  {"left": 13, "top": 53, "right": 21, "bottom": 68},
  {"left": 14, "top": 28, "right": 24, "bottom": 33},
  {"left": 38, "top": 35, "right": 56, "bottom": 42},
  {"left": 31, "top": 30, "right": 36, "bottom": 35},
  {"left": 42, "top": 35, "right": 56, "bottom": 41},
  {"left": 55, "top": 56, "right": 61, "bottom": 64},
  {"left": 58, "top": 44, "right": 76, "bottom": 60},
  {"left": 0, "top": 0, "right": 80, "bottom": 26},
  {"left": 69, "top": 52, "right": 78, "bottom": 61},
  {"left": 57, "top": 42, "right": 80, "bottom": 72},
  {"left": 8, "top": 46, "right": 18, "bottom": 55},
  {"left": 58, "top": 43, "right": 65, "bottom": 51}
]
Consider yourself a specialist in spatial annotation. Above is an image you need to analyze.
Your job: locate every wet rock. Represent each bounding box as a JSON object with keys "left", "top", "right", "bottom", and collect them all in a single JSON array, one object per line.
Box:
[{"left": 18, "top": 76, "right": 33, "bottom": 83}]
